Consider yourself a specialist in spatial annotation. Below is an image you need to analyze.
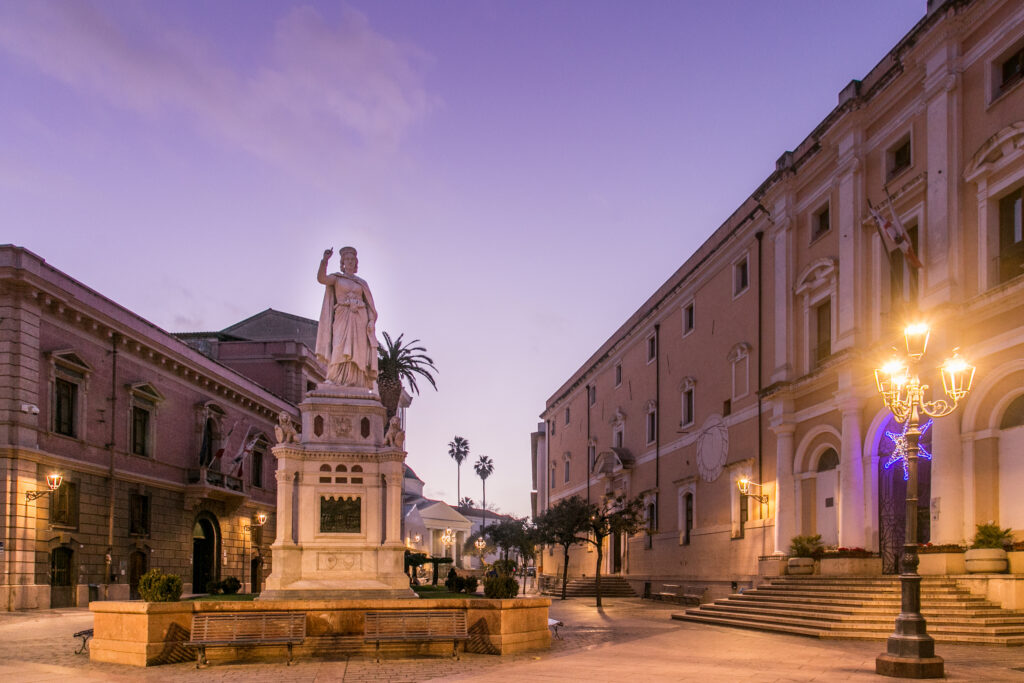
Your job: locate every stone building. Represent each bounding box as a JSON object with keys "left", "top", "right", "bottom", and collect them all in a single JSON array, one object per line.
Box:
[
  {"left": 533, "top": 0, "right": 1024, "bottom": 598},
  {"left": 0, "top": 246, "right": 298, "bottom": 609}
]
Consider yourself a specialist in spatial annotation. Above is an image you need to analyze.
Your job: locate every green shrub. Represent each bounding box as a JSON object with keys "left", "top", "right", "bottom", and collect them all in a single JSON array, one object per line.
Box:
[
  {"left": 205, "top": 580, "right": 224, "bottom": 595},
  {"left": 464, "top": 576, "right": 479, "bottom": 594},
  {"left": 483, "top": 575, "right": 519, "bottom": 599},
  {"left": 222, "top": 576, "right": 242, "bottom": 594},
  {"left": 137, "top": 569, "right": 183, "bottom": 602},
  {"left": 972, "top": 523, "right": 1014, "bottom": 549},
  {"left": 491, "top": 559, "right": 516, "bottom": 576},
  {"left": 788, "top": 534, "right": 824, "bottom": 558}
]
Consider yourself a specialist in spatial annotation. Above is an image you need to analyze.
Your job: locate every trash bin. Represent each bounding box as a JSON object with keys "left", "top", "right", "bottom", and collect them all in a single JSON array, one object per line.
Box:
[{"left": 87, "top": 584, "right": 99, "bottom": 603}]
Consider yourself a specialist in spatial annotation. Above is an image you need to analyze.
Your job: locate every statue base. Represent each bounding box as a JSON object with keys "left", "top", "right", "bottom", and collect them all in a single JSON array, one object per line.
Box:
[{"left": 262, "top": 385, "right": 413, "bottom": 599}]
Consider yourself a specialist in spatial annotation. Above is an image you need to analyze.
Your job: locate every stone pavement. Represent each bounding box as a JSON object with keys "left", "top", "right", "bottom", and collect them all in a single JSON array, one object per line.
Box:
[{"left": 2, "top": 599, "right": 1024, "bottom": 681}]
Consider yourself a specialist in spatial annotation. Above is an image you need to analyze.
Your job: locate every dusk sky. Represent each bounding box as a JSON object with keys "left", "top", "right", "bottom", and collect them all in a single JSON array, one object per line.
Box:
[{"left": 1, "top": 0, "right": 926, "bottom": 517}]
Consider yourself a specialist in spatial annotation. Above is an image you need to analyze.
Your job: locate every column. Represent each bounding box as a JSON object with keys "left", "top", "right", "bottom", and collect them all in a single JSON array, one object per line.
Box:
[
  {"left": 960, "top": 436, "right": 976, "bottom": 542},
  {"left": 838, "top": 397, "right": 867, "bottom": 548},
  {"left": 928, "top": 413, "right": 963, "bottom": 544},
  {"left": 772, "top": 422, "right": 796, "bottom": 554},
  {"left": 770, "top": 213, "right": 793, "bottom": 383},
  {"left": 272, "top": 465, "right": 294, "bottom": 546},
  {"left": 835, "top": 133, "right": 862, "bottom": 352}
]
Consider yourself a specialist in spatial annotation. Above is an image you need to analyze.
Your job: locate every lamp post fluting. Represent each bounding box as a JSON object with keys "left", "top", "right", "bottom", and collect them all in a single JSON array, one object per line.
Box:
[{"left": 874, "top": 322, "right": 974, "bottom": 679}]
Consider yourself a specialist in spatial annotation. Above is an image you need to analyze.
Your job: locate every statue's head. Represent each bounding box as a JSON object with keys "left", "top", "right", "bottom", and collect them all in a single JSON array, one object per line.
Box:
[{"left": 339, "top": 246, "right": 358, "bottom": 274}]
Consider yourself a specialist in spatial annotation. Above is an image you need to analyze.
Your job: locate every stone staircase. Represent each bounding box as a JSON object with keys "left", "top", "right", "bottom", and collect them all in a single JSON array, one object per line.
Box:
[
  {"left": 673, "top": 576, "right": 1024, "bottom": 645},
  {"left": 542, "top": 576, "right": 637, "bottom": 598}
]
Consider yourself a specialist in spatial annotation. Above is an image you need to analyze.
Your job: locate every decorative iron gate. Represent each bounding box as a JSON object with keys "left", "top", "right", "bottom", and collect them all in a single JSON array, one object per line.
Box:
[{"left": 877, "top": 416, "right": 932, "bottom": 574}]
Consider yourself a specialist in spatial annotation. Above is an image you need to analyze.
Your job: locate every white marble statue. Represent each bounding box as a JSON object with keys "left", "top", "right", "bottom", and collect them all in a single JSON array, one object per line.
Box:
[
  {"left": 274, "top": 410, "right": 299, "bottom": 444},
  {"left": 315, "top": 247, "right": 379, "bottom": 389}
]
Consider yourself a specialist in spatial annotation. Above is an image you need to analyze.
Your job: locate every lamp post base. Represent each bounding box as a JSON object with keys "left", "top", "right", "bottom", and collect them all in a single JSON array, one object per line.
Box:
[{"left": 875, "top": 653, "right": 944, "bottom": 679}]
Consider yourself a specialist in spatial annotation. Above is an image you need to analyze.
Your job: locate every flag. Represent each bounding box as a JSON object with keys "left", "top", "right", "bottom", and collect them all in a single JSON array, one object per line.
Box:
[
  {"left": 869, "top": 198, "right": 923, "bottom": 269},
  {"left": 231, "top": 430, "right": 259, "bottom": 478},
  {"left": 210, "top": 421, "right": 238, "bottom": 472}
]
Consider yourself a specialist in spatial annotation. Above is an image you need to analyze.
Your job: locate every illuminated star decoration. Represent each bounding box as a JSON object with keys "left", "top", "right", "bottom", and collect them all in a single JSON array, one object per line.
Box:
[{"left": 883, "top": 419, "right": 933, "bottom": 481}]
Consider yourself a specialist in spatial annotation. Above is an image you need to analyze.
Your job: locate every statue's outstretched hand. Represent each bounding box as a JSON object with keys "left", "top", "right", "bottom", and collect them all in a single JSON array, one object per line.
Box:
[{"left": 322, "top": 247, "right": 333, "bottom": 261}]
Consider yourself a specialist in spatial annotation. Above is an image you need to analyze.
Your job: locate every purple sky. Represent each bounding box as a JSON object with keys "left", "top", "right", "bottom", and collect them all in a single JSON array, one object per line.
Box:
[{"left": 1, "top": 0, "right": 926, "bottom": 517}]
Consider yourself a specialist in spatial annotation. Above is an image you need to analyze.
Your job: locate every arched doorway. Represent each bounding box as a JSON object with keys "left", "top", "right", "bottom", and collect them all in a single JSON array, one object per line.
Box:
[
  {"left": 815, "top": 448, "right": 840, "bottom": 545},
  {"left": 998, "top": 395, "right": 1024, "bottom": 526},
  {"left": 250, "top": 556, "right": 262, "bottom": 594},
  {"left": 129, "top": 550, "right": 148, "bottom": 599},
  {"left": 192, "top": 515, "right": 220, "bottom": 593},
  {"left": 877, "top": 415, "right": 932, "bottom": 574},
  {"left": 50, "top": 547, "right": 74, "bottom": 608}
]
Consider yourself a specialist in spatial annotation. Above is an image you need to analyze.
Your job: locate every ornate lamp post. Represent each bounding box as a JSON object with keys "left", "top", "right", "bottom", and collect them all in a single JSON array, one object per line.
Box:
[
  {"left": 874, "top": 322, "right": 975, "bottom": 679},
  {"left": 26, "top": 472, "right": 63, "bottom": 501},
  {"left": 242, "top": 512, "right": 268, "bottom": 594}
]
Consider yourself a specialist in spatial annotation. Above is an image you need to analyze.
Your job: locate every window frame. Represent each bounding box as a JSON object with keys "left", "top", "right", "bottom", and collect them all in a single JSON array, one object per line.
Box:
[
  {"left": 50, "top": 480, "right": 79, "bottom": 529},
  {"left": 129, "top": 492, "right": 151, "bottom": 536},
  {"left": 886, "top": 133, "right": 913, "bottom": 181},
  {"left": 48, "top": 350, "right": 92, "bottom": 440},
  {"left": 646, "top": 334, "right": 657, "bottom": 364},
  {"left": 811, "top": 201, "right": 831, "bottom": 243},
  {"left": 680, "top": 377, "right": 696, "bottom": 428},
  {"left": 998, "top": 185, "right": 1024, "bottom": 284},
  {"left": 127, "top": 383, "right": 163, "bottom": 458},
  {"left": 645, "top": 403, "right": 657, "bottom": 445},
  {"left": 677, "top": 482, "right": 696, "bottom": 546},
  {"left": 732, "top": 253, "right": 750, "bottom": 298},
  {"left": 614, "top": 363, "right": 622, "bottom": 387},
  {"left": 682, "top": 299, "right": 695, "bottom": 337}
]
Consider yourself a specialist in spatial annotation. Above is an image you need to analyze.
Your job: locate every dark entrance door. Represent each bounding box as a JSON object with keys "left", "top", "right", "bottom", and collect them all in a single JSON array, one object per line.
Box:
[
  {"left": 129, "top": 550, "right": 147, "bottom": 599},
  {"left": 878, "top": 416, "right": 933, "bottom": 574},
  {"left": 250, "top": 557, "right": 262, "bottom": 594},
  {"left": 192, "top": 518, "right": 217, "bottom": 592},
  {"left": 611, "top": 533, "right": 623, "bottom": 574},
  {"left": 50, "top": 547, "right": 74, "bottom": 608}
]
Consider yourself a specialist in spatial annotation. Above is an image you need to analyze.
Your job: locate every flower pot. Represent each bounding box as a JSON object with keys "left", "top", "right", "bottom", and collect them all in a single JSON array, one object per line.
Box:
[
  {"left": 964, "top": 548, "right": 1008, "bottom": 573},
  {"left": 787, "top": 557, "right": 815, "bottom": 575}
]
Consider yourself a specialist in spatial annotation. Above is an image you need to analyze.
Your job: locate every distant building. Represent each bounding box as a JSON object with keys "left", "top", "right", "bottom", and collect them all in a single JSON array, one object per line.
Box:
[
  {"left": 533, "top": 0, "right": 1024, "bottom": 599},
  {"left": 0, "top": 246, "right": 302, "bottom": 609}
]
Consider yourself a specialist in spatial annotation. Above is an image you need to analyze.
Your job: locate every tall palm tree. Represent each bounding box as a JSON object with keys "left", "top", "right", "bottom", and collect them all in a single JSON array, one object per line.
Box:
[
  {"left": 377, "top": 332, "right": 438, "bottom": 421},
  {"left": 474, "top": 455, "right": 494, "bottom": 530},
  {"left": 458, "top": 496, "right": 474, "bottom": 509},
  {"left": 448, "top": 436, "right": 470, "bottom": 504}
]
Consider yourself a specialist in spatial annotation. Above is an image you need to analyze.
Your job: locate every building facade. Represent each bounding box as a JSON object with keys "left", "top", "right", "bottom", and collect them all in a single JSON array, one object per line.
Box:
[
  {"left": 533, "top": 0, "right": 1024, "bottom": 598},
  {"left": 0, "top": 246, "right": 298, "bottom": 609}
]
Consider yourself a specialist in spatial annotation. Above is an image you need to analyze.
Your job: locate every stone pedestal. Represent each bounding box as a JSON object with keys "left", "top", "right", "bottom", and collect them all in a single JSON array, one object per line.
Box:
[{"left": 260, "top": 385, "right": 413, "bottom": 599}]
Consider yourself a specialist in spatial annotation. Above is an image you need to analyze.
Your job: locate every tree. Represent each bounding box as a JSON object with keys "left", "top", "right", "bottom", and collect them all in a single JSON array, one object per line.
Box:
[
  {"left": 583, "top": 493, "right": 645, "bottom": 608},
  {"left": 458, "top": 496, "right": 474, "bottom": 509},
  {"left": 448, "top": 436, "right": 470, "bottom": 505},
  {"left": 474, "top": 455, "right": 494, "bottom": 530},
  {"left": 377, "top": 332, "right": 438, "bottom": 421},
  {"left": 535, "top": 496, "right": 592, "bottom": 600}
]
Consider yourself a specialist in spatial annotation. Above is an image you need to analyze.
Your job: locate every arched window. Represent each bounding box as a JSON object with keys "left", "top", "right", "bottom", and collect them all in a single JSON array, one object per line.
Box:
[
  {"left": 335, "top": 464, "right": 348, "bottom": 472},
  {"left": 1000, "top": 395, "right": 1024, "bottom": 429},
  {"left": 817, "top": 448, "right": 839, "bottom": 472}
]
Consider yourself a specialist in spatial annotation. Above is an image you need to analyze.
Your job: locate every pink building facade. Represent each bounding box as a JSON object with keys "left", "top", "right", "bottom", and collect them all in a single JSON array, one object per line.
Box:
[
  {"left": 533, "top": 0, "right": 1024, "bottom": 598},
  {"left": 0, "top": 246, "right": 298, "bottom": 609}
]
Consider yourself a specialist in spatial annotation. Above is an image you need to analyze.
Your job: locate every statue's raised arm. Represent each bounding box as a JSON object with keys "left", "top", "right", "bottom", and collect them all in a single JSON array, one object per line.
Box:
[{"left": 314, "top": 246, "right": 380, "bottom": 390}]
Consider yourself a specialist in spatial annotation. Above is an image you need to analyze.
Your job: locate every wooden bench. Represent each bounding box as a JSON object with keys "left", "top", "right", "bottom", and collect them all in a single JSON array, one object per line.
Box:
[
  {"left": 189, "top": 612, "right": 305, "bottom": 668},
  {"left": 73, "top": 628, "right": 93, "bottom": 655},
  {"left": 656, "top": 584, "right": 704, "bottom": 605},
  {"left": 364, "top": 610, "right": 468, "bottom": 662}
]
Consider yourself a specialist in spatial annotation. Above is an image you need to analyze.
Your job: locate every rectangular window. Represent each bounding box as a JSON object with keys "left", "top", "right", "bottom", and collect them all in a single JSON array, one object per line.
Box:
[
  {"left": 811, "top": 204, "right": 830, "bottom": 241},
  {"left": 614, "top": 364, "right": 622, "bottom": 387},
  {"left": 999, "top": 187, "right": 1024, "bottom": 284},
  {"left": 131, "top": 406, "right": 150, "bottom": 456},
  {"left": 588, "top": 444, "right": 596, "bottom": 472},
  {"left": 564, "top": 407, "right": 570, "bottom": 425},
  {"left": 734, "top": 258, "right": 749, "bottom": 295},
  {"left": 1000, "top": 46, "right": 1024, "bottom": 94},
  {"left": 550, "top": 466, "right": 556, "bottom": 489},
  {"left": 813, "top": 300, "right": 832, "bottom": 367},
  {"left": 682, "top": 388, "right": 695, "bottom": 426},
  {"left": 550, "top": 419, "right": 555, "bottom": 437},
  {"left": 646, "top": 410, "right": 657, "bottom": 444},
  {"left": 589, "top": 386, "right": 596, "bottom": 405},
  {"left": 614, "top": 428, "right": 623, "bottom": 449},
  {"left": 888, "top": 137, "right": 912, "bottom": 179},
  {"left": 129, "top": 493, "right": 150, "bottom": 536},
  {"left": 252, "top": 443, "right": 264, "bottom": 488},
  {"left": 722, "top": 398, "right": 732, "bottom": 417},
  {"left": 647, "top": 335, "right": 657, "bottom": 362},
  {"left": 683, "top": 493, "right": 694, "bottom": 546},
  {"left": 683, "top": 302, "right": 695, "bottom": 335},
  {"left": 50, "top": 481, "right": 78, "bottom": 528},
  {"left": 54, "top": 378, "right": 77, "bottom": 437},
  {"left": 563, "top": 459, "right": 570, "bottom": 483}
]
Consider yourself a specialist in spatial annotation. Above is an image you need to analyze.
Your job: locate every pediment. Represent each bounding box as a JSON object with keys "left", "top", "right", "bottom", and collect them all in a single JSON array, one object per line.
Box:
[
  {"left": 965, "top": 121, "right": 1024, "bottom": 181},
  {"left": 794, "top": 258, "right": 836, "bottom": 296},
  {"left": 48, "top": 349, "right": 92, "bottom": 374}
]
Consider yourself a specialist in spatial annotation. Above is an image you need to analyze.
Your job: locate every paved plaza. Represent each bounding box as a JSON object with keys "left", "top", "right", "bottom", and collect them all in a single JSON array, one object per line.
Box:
[{"left": 3, "top": 598, "right": 1024, "bottom": 681}]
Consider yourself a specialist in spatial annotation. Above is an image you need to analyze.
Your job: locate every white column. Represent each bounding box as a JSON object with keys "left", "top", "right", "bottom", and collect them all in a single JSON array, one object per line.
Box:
[
  {"left": 272, "top": 463, "right": 294, "bottom": 546},
  {"left": 772, "top": 422, "right": 796, "bottom": 554},
  {"left": 837, "top": 397, "right": 866, "bottom": 548},
  {"left": 928, "top": 413, "right": 964, "bottom": 544},
  {"left": 961, "top": 436, "right": 976, "bottom": 543}
]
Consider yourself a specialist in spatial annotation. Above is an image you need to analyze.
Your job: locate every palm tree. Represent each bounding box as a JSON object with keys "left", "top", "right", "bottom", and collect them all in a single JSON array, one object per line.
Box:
[
  {"left": 448, "top": 436, "right": 470, "bottom": 504},
  {"left": 474, "top": 455, "right": 494, "bottom": 530},
  {"left": 458, "top": 496, "right": 474, "bottom": 509},
  {"left": 377, "top": 332, "right": 438, "bottom": 421}
]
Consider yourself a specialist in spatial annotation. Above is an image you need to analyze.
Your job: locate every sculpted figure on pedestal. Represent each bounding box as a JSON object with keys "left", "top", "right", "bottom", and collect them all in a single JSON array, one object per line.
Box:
[
  {"left": 383, "top": 415, "right": 405, "bottom": 450},
  {"left": 315, "top": 247, "right": 379, "bottom": 389},
  {"left": 274, "top": 411, "right": 299, "bottom": 444}
]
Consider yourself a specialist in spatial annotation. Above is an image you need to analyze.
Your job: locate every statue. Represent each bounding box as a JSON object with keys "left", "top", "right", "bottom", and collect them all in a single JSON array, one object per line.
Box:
[
  {"left": 274, "top": 411, "right": 299, "bottom": 444},
  {"left": 383, "top": 415, "right": 405, "bottom": 450},
  {"left": 315, "top": 247, "right": 379, "bottom": 389}
]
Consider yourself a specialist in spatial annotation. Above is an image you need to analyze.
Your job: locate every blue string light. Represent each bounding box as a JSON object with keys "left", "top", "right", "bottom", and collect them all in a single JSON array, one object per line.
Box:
[{"left": 883, "top": 419, "right": 932, "bottom": 481}]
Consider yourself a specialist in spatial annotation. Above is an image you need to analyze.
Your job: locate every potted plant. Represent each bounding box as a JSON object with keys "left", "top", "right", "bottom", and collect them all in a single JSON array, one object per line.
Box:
[
  {"left": 787, "top": 534, "right": 823, "bottom": 575},
  {"left": 965, "top": 523, "right": 1013, "bottom": 573}
]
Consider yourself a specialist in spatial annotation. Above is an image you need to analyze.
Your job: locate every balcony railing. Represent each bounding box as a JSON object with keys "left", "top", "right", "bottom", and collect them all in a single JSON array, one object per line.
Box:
[{"left": 187, "top": 467, "right": 243, "bottom": 493}]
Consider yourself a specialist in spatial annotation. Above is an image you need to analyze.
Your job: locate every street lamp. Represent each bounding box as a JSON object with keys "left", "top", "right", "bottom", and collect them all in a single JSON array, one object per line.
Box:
[
  {"left": 242, "top": 512, "right": 267, "bottom": 594},
  {"left": 26, "top": 472, "right": 63, "bottom": 501},
  {"left": 737, "top": 477, "right": 769, "bottom": 505},
  {"left": 874, "top": 322, "right": 975, "bottom": 679}
]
